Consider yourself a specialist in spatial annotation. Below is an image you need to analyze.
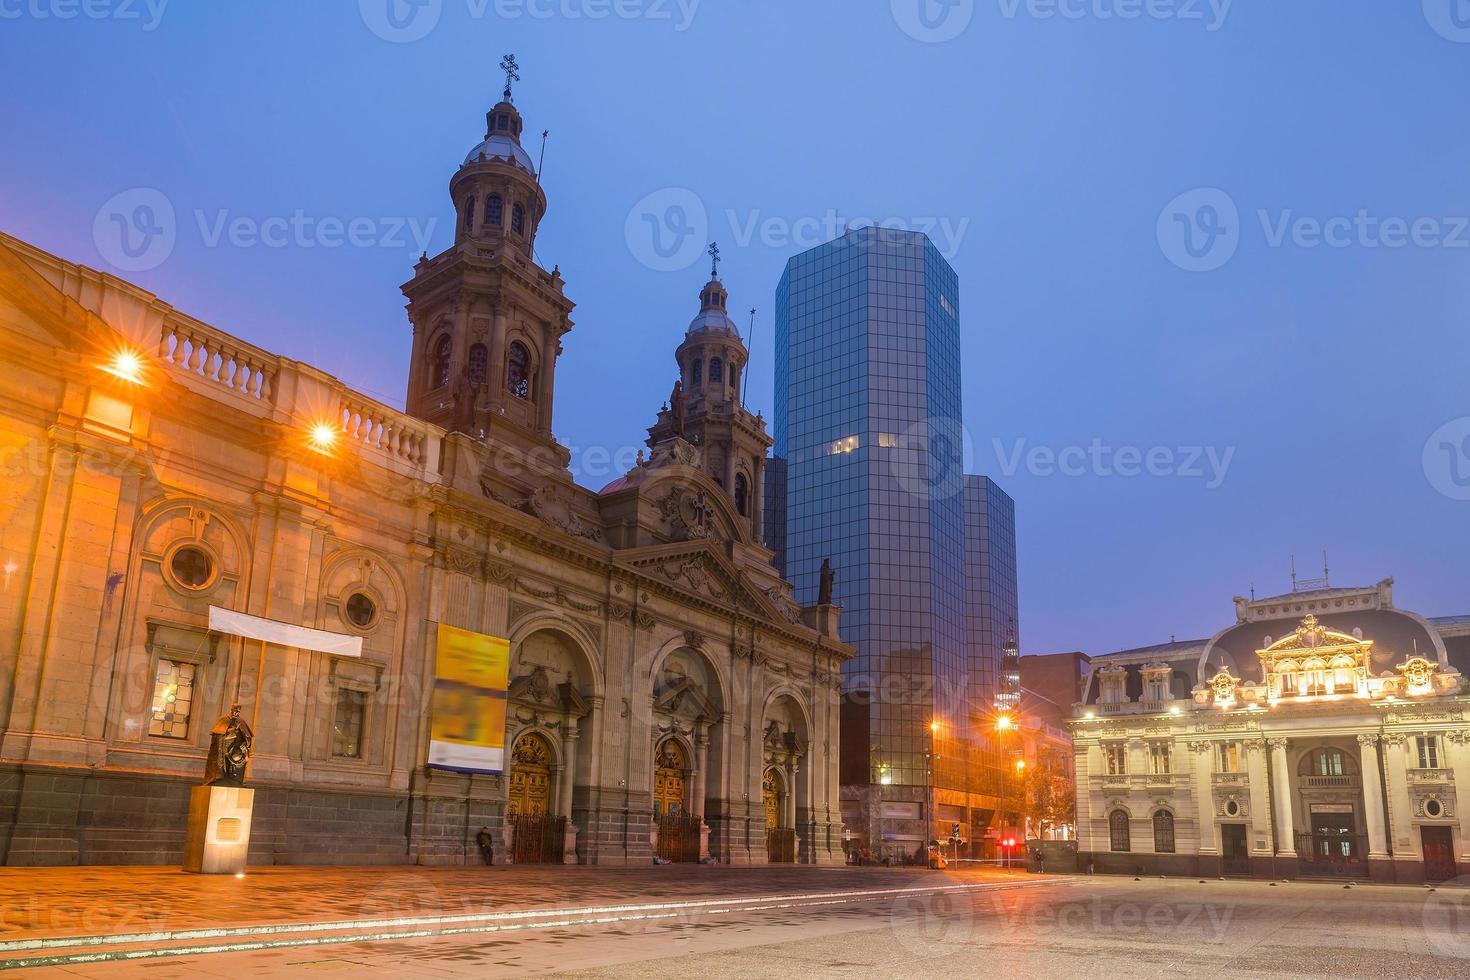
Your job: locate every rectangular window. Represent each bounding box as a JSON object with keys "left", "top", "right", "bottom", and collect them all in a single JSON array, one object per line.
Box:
[
  {"left": 1216, "top": 742, "right": 1241, "bottom": 773},
  {"left": 148, "top": 659, "right": 195, "bottom": 739},
  {"left": 333, "top": 688, "right": 367, "bottom": 759},
  {"left": 1105, "top": 744, "right": 1127, "bottom": 776},
  {"left": 1416, "top": 736, "right": 1440, "bottom": 770},
  {"left": 1150, "top": 743, "right": 1172, "bottom": 776}
]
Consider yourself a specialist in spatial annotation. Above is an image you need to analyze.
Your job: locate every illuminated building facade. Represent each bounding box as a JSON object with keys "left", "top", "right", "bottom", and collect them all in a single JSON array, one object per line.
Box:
[
  {"left": 0, "top": 82, "right": 850, "bottom": 867},
  {"left": 1072, "top": 579, "right": 1470, "bottom": 882}
]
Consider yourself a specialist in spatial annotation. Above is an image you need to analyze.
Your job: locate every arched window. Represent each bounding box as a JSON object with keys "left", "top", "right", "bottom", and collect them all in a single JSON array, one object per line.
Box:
[
  {"left": 496, "top": 114, "right": 510, "bottom": 131},
  {"left": 735, "top": 474, "right": 749, "bottom": 517},
  {"left": 1153, "top": 810, "right": 1175, "bottom": 853},
  {"left": 506, "top": 341, "right": 531, "bottom": 400},
  {"left": 1305, "top": 748, "right": 1348, "bottom": 777},
  {"left": 692, "top": 360, "right": 702, "bottom": 387},
  {"left": 511, "top": 203, "right": 525, "bottom": 235},
  {"left": 462, "top": 196, "right": 476, "bottom": 236},
  {"left": 432, "top": 334, "right": 452, "bottom": 389},
  {"left": 484, "top": 195, "right": 503, "bottom": 227},
  {"left": 1109, "top": 810, "right": 1131, "bottom": 852},
  {"left": 729, "top": 366, "right": 739, "bottom": 396},
  {"left": 467, "top": 343, "right": 488, "bottom": 385},
  {"left": 709, "top": 357, "right": 723, "bottom": 385}
]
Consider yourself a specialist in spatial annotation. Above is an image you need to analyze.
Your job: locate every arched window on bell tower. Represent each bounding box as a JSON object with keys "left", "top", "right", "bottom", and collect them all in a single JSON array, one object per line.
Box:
[
  {"left": 512, "top": 203, "right": 525, "bottom": 235},
  {"left": 507, "top": 341, "right": 532, "bottom": 400},
  {"left": 709, "top": 357, "right": 723, "bottom": 386},
  {"left": 692, "top": 360, "right": 702, "bottom": 388},
  {"left": 462, "top": 196, "right": 476, "bottom": 237},
  {"left": 735, "top": 473, "right": 749, "bottom": 517},
  {"left": 432, "top": 334, "right": 453, "bottom": 389},
  {"left": 467, "top": 343, "right": 488, "bottom": 385},
  {"left": 484, "top": 195, "right": 503, "bottom": 227}
]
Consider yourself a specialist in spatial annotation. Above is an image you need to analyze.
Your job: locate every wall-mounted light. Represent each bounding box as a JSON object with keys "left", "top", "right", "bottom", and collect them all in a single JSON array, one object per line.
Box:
[
  {"left": 102, "top": 349, "right": 144, "bottom": 383},
  {"left": 308, "top": 422, "right": 339, "bottom": 453}
]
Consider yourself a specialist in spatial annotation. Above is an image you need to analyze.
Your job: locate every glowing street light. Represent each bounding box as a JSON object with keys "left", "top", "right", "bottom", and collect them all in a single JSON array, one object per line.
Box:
[
  {"left": 995, "top": 713, "right": 1014, "bottom": 732},
  {"left": 1014, "top": 758, "right": 1026, "bottom": 772}
]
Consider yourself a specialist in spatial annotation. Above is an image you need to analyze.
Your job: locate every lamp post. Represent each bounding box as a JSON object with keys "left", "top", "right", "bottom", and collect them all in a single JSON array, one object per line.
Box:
[{"left": 994, "top": 712, "right": 1015, "bottom": 868}]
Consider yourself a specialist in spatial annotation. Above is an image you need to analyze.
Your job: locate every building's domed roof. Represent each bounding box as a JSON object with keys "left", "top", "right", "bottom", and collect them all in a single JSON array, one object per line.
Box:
[
  {"left": 687, "top": 308, "right": 740, "bottom": 336},
  {"left": 462, "top": 135, "right": 537, "bottom": 174}
]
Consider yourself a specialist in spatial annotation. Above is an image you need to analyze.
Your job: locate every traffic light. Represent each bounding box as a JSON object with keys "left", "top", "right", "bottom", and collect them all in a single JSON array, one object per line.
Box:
[{"left": 951, "top": 823, "right": 961, "bottom": 839}]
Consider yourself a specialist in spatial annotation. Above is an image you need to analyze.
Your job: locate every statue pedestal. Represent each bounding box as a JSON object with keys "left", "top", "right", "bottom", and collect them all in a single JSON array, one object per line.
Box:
[{"left": 182, "top": 785, "right": 255, "bottom": 874}]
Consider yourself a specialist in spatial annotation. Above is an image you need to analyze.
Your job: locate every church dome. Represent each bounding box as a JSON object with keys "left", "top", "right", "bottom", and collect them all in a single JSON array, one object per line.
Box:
[
  {"left": 462, "top": 134, "right": 537, "bottom": 173},
  {"left": 686, "top": 275, "right": 740, "bottom": 337},
  {"left": 687, "top": 308, "right": 739, "bottom": 336}
]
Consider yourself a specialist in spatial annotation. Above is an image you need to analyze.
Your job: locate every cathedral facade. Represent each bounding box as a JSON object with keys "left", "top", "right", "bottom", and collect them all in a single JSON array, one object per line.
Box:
[
  {"left": 0, "top": 85, "right": 850, "bottom": 866},
  {"left": 1071, "top": 579, "right": 1470, "bottom": 882}
]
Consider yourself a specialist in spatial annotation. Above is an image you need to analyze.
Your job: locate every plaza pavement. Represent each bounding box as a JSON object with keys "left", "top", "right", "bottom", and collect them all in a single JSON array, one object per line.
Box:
[{"left": 2, "top": 865, "right": 1468, "bottom": 977}]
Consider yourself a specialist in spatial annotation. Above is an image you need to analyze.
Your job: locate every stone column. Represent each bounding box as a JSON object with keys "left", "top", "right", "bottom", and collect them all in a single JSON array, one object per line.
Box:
[
  {"left": 1245, "top": 741, "right": 1272, "bottom": 859},
  {"left": 1448, "top": 732, "right": 1470, "bottom": 865},
  {"left": 1190, "top": 742, "right": 1218, "bottom": 859},
  {"left": 559, "top": 728, "right": 578, "bottom": 821},
  {"left": 1381, "top": 734, "right": 1413, "bottom": 860},
  {"left": 1357, "top": 734, "right": 1389, "bottom": 859},
  {"left": 1269, "top": 738, "right": 1295, "bottom": 852},
  {"left": 694, "top": 730, "right": 710, "bottom": 820}
]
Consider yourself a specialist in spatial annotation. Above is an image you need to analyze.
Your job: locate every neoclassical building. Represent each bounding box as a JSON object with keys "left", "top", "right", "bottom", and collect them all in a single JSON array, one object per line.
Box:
[
  {"left": 0, "top": 82, "right": 851, "bottom": 866},
  {"left": 1071, "top": 579, "right": 1470, "bottom": 882}
]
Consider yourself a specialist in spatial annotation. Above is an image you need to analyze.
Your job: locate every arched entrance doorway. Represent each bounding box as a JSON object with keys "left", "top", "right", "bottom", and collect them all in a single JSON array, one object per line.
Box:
[
  {"left": 654, "top": 738, "right": 700, "bottom": 862},
  {"left": 764, "top": 767, "right": 795, "bottom": 863},
  {"left": 507, "top": 732, "right": 565, "bottom": 864}
]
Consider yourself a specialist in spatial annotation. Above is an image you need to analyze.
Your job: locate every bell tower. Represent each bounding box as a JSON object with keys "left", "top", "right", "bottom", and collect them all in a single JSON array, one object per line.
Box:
[
  {"left": 647, "top": 247, "right": 773, "bottom": 541},
  {"left": 403, "top": 55, "right": 573, "bottom": 466}
]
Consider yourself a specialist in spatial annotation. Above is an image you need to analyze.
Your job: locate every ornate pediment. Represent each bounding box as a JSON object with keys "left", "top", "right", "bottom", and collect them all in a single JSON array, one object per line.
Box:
[
  {"left": 655, "top": 485, "right": 719, "bottom": 543},
  {"left": 1259, "top": 615, "right": 1366, "bottom": 657},
  {"left": 508, "top": 666, "right": 589, "bottom": 718},
  {"left": 654, "top": 674, "right": 715, "bottom": 722},
  {"left": 484, "top": 482, "right": 604, "bottom": 543}
]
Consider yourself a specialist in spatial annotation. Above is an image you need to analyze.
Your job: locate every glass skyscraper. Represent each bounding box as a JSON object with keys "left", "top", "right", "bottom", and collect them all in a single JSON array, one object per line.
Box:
[{"left": 768, "top": 226, "right": 1019, "bottom": 859}]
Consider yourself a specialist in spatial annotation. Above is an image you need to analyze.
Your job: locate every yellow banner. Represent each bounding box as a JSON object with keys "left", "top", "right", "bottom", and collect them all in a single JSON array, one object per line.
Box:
[{"left": 428, "top": 624, "right": 510, "bottom": 775}]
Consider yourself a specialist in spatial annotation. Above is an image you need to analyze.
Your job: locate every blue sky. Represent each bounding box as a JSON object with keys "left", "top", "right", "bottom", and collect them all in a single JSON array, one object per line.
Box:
[{"left": 2, "top": 1, "right": 1467, "bottom": 655}]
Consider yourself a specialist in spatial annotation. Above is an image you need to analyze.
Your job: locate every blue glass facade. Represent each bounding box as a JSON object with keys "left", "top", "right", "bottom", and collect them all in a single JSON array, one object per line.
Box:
[
  {"left": 964, "top": 474, "right": 1019, "bottom": 797},
  {"left": 773, "top": 226, "right": 963, "bottom": 784}
]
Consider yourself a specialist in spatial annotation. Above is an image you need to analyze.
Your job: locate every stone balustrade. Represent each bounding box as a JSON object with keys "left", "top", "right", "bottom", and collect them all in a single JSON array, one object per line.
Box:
[{"left": 155, "top": 314, "right": 441, "bottom": 482}]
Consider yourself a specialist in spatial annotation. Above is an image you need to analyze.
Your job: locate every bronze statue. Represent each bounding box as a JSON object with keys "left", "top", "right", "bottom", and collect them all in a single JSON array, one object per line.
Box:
[
  {"left": 669, "top": 380, "right": 687, "bottom": 436},
  {"left": 203, "top": 703, "right": 254, "bottom": 787},
  {"left": 819, "top": 558, "right": 835, "bottom": 606}
]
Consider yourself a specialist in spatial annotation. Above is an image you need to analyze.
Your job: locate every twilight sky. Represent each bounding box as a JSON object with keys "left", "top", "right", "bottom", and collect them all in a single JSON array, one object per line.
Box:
[{"left": 2, "top": 1, "right": 1467, "bottom": 655}]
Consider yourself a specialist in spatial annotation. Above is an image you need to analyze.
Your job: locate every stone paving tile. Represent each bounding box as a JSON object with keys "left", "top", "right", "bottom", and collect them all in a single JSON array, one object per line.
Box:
[{"left": 0, "top": 864, "right": 1022, "bottom": 942}]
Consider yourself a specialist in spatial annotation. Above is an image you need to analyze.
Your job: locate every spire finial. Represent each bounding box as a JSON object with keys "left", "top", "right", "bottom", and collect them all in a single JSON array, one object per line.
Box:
[
  {"left": 500, "top": 53, "right": 520, "bottom": 102},
  {"left": 708, "top": 241, "right": 721, "bottom": 279}
]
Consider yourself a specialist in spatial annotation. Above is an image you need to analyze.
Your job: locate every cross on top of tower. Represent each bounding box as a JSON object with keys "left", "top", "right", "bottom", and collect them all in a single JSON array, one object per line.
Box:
[
  {"left": 708, "top": 242, "right": 721, "bottom": 279},
  {"left": 500, "top": 54, "right": 520, "bottom": 102}
]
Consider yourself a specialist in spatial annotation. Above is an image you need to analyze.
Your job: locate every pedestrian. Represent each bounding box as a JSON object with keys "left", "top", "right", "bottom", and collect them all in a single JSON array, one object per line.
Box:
[{"left": 477, "top": 825, "right": 494, "bottom": 866}]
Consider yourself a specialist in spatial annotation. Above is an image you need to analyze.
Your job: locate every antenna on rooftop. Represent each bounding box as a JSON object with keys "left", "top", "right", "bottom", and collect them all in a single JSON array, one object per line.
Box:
[{"left": 538, "top": 129, "right": 550, "bottom": 178}]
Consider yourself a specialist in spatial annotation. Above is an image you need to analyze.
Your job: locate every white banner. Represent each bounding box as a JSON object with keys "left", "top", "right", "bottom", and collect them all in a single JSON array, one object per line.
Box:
[{"left": 208, "top": 606, "right": 362, "bottom": 657}]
